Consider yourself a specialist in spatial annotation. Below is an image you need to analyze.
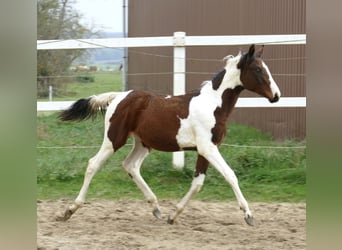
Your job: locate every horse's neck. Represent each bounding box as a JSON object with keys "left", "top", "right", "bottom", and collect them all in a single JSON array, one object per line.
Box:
[
  {"left": 213, "top": 65, "right": 244, "bottom": 118},
  {"left": 215, "top": 86, "right": 244, "bottom": 121}
]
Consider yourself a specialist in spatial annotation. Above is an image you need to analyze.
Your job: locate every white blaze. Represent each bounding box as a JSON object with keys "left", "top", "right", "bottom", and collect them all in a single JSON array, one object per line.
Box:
[{"left": 262, "top": 62, "right": 281, "bottom": 98}]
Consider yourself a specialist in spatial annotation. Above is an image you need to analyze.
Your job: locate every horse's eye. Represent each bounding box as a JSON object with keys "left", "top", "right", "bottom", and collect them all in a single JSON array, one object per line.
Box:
[{"left": 256, "top": 67, "right": 261, "bottom": 73}]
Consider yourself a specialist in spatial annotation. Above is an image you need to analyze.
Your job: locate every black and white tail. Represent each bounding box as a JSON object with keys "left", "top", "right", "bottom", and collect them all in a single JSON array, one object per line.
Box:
[{"left": 59, "top": 92, "right": 120, "bottom": 121}]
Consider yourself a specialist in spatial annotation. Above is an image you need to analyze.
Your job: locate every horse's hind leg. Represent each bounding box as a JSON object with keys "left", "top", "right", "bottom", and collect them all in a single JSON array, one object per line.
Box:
[
  {"left": 122, "top": 136, "right": 161, "bottom": 219},
  {"left": 56, "top": 138, "right": 113, "bottom": 221}
]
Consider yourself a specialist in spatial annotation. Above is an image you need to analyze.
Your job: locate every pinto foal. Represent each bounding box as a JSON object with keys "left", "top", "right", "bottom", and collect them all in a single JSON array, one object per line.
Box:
[{"left": 58, "top": 44, "right": 280, "bottom": 226}]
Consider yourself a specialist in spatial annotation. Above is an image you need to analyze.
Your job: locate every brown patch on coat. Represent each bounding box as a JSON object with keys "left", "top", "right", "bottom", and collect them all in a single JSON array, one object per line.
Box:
[
  {"left": 211, "top": 87, "right": 244, "bottom": 145},
  {"left": 194, "top": 155, "right": 209, "bottom": 177},
  {"left": 107, "top": 90, "right": 200, "bottom": 152}
]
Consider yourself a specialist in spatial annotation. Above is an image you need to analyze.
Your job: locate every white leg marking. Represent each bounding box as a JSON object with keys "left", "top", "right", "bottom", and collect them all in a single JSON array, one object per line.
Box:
[
  {"left": 68, "top": 138, "right": 114, "bottom": 214},
  {"left": 123, "top": 137, "right": 161, "bottom": 217},
  {"left": 169, "top": 173, "right": 206, "bottom": 223}
]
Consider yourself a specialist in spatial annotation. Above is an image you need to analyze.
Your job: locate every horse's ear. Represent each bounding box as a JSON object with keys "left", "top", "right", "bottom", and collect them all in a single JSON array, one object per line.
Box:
[
  {"left": 256, "top": 45, "right": 264, "bottom": 57},
  {"left": 248, "top": 44, "right": 255, "bottom": 58}
]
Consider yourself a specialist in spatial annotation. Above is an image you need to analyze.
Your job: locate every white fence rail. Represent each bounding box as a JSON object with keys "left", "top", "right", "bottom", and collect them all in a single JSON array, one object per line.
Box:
[
  {"left": 37, "top": 97, "right": 306, "bottom": 112},
  {"left": 37, "top": 32, "right": 306, "bottom": 168},
  {"left": 37, "top": 34, "right": 305, "bottom": 50}
]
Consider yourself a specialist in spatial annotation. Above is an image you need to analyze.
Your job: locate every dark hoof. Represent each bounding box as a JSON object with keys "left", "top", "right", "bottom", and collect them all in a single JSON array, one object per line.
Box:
[
  {"left": 152, "top": 208, "right": 162, "bottom": 220},
  {"left": 56, "top": 209, "right": 73, "bottom": 222},
  {"left": 244, "top": 214, "right": 254, "bottom": 226},
  {"left": 167, "top": 216, "right": 174, "bottom": 225}
]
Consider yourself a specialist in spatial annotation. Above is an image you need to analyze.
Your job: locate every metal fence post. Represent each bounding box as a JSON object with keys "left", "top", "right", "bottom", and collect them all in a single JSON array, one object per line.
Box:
[{"left": 172, "top": 31, "right": 186, "bottom": 169}]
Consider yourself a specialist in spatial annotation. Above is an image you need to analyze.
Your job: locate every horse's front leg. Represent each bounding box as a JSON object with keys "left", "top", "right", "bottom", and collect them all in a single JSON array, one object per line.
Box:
[
  {"left": 168, "top": 155, "right": 209, "bottom": 224},
  {"left": 201, "top": 145, "right": 254, "bottom": 226}
]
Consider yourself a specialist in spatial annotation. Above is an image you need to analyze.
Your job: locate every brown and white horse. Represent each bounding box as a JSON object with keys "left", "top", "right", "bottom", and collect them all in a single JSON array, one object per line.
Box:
[{"left": 58, "top": 45, "right": 280, "bottom": 226}]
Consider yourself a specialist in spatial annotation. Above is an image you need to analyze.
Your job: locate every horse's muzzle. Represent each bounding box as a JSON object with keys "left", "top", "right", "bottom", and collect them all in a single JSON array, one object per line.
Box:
[{"left": 269, "top": 93, "right": 280, "bottom": 103}]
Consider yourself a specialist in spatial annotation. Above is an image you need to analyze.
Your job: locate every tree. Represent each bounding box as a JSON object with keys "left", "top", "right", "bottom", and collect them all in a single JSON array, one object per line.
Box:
[{"left": 37, "top": 0, "right": 95, "bottom": 97}]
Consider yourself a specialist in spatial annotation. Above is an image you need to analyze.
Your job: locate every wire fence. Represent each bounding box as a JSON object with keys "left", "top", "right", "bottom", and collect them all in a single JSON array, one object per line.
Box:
[
  {"left": 37, "top": 71, "right": 306, "bottom": 79},
  {"left": 37, "top": 40, "right": 306, "bottom": 80}
]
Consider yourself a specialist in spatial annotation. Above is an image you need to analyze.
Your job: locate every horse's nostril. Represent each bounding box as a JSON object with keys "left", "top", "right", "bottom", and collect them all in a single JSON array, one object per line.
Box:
[{"left": 270, "top": 94, "right": 279, "bottom": 103}]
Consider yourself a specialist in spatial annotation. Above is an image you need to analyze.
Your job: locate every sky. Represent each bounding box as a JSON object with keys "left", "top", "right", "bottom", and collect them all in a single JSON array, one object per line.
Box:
[{"left": 73, "top": 0, "right": 123, "bottom": 33}]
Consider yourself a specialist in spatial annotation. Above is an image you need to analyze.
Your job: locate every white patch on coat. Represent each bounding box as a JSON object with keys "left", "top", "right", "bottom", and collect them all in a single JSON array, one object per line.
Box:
[
  {"left": 176, "top": 83, "right": 219, "bottom": 149},
  {"left": 218, "top": 54, "right": 243, "bottom": 92},
  {"left": 176, "top": 53, "right": 243, "bottom": 149},
  {"left": 176, "top": 117, "right": 196, "bottom": 148}
]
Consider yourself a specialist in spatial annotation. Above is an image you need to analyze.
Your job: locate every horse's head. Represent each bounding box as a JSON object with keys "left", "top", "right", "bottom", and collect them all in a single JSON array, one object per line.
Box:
[{"left": 235, "top": 44, "right": 281, "bottom": 103}]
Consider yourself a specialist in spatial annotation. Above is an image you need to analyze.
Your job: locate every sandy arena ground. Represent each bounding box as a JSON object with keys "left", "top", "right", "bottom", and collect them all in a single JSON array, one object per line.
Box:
[{"left": 37, "top": 199, "right": 306, "bottom": 249}]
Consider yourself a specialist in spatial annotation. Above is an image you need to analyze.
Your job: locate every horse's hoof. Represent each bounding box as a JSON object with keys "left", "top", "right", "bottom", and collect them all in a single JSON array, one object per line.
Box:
[
  {"left": 152, "top": 208, "right": 162, "bottom": 220},
  {"left": 244, "top": 214, "right": 254, "bottom": 226},
  {"left": 55, "top": 209, "right": 73, "bottom": 222},
  {"left": 167, "top": 216, "right": 174, "bottom": 225}
]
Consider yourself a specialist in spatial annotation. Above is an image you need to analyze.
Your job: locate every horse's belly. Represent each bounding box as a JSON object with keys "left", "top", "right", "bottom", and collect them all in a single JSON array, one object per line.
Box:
[
  {"left": 132, "top": 123, "right": 179, "bottom": 152},
  {"left": 138, "top": 134, "right": 181, "bottom": 152}
]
